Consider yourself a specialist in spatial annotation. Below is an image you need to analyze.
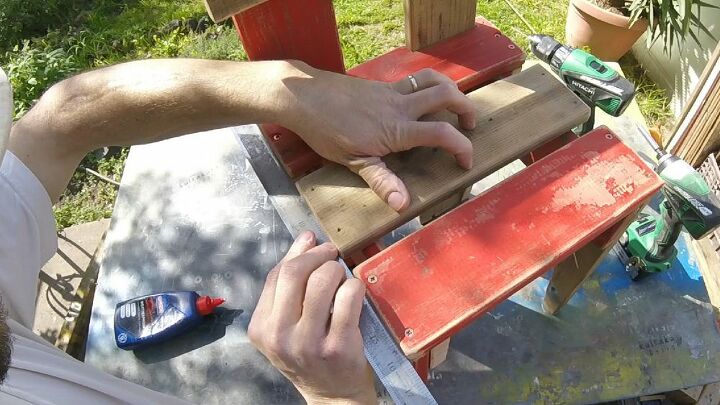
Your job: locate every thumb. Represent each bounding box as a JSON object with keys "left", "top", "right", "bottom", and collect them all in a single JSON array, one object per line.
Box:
[{"left": 351, "top": 157, "right": 410, "bottom": 211}]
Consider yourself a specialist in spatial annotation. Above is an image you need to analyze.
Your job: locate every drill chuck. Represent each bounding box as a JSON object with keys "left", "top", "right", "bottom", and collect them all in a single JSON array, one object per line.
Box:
[
  {"left": 528, "top": 34, "right": 635, "bottom": 118},
  {"left": 528, "top": 34, "right": 567, "bottom": 70}
]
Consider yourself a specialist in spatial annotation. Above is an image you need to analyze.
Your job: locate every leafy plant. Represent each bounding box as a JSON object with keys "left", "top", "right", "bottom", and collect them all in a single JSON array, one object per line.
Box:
[
  {"left": 0, "top": 0, "right": 84, "bottom": 54},
  {"left": 5, "top": 39, "right": 82, "bottom": 116},
  {"left": 628, "top": 0, "right": 719, "bottom": 55}
]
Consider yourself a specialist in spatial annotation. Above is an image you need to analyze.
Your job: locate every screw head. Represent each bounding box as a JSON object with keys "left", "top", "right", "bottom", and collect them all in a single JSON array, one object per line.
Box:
[
  {"left": 368, "top": 274, "right": 378, "bottom": 284},
  {"left": 405, "top": 328, "right": 414, "bottom": 337},
  {"left": 508, "top": 44, "right": 516, "bottom": 50},
  {"left": 272, "top": 133, "right": 281, "bottom": 141},
  {"left": 605, "top": 133, "right": 614, "bottom": 140},
  {"left": 494, "top": 33, "right": 501, "bottom": 38}
]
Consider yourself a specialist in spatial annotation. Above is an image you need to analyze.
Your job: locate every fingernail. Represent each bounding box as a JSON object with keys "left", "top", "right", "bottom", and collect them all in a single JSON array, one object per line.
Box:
[
  {"left": 387, "top": 192, "right": 405, "bottom": 211},
  {"left": 321, "top": 242, "right": 338, "bottom": 252},
  {"left": 299, "top": 231, "right": 314, "bottom": 243}
]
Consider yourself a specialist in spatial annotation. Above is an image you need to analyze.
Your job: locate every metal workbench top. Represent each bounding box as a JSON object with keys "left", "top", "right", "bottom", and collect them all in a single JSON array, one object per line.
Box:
[{"left": 86, "top": 124, "right": 720, "bottom": 404}]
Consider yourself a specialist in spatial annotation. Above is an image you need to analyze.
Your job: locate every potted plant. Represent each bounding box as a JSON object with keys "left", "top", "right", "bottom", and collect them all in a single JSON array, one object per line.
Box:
[{"left": 566, "top": 0, "right": 717, "bottom": 61}]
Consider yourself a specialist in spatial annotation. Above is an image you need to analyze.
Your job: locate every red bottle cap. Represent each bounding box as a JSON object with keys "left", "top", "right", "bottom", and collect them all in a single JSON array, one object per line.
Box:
[{"left": 196, "top": 295, "right": 225, "bottom": 316}]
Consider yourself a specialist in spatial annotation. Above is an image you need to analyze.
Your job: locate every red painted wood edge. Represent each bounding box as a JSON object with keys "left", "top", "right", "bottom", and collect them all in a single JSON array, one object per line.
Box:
[
  {"left": 521, "top": 131, "right": 577, "bottom": 166},
  {"left": 413, "top": 352, "right": 431, "bottom": 381},
  {"left": 347, "top": 17, "right": 526, "bottom": 93},
  {"left": 233, "top": 0, "right": 345, "bottom": 73},
  {"left": 353, "top": 127, "right": 663, "bottom": 359},
  {"left": 258, "top": 124, "right": 323, "bottom": 178}
]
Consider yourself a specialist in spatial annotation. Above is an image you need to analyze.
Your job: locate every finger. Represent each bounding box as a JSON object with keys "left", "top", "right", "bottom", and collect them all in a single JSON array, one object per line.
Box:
[
  {"left": 401, "top": 121, "right": 473, "bottom": 169},
  {"left": 271, "top": 243, "right": 339, "bottom": 325},
  {"left": 406, "top": 83, "right": 476, "bottom": 130},
  {"left": 254, "top": 231, "right": 317, "bottom": 321},
  {"left": 328, "top": 278, "right": 366, "bottom": 340},
  {"left": 282, "top": 230, "right": 316, "bottom": 263},
  {"left": 352, "top": 157, "right": 410, "bottom": 211},
  {"left": 390, "top": 68, "right": 456, "bottom": 95},
  {"left": 299, "top": 261, "right": 346, "bottom": 336}
]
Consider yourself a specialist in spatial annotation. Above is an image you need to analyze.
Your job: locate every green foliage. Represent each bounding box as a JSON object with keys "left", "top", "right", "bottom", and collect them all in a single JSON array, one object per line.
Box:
[
  {"left": 53, "top": 148, "right": 128, "bottom": 229},
  {"left": 0, "top": 0, "right": 85, "bottom": 53},
  {"left": 476, "top": 0, "right": 567, "bottom": 52},
  {"left": 178, "top": 25, "right": 248, "bottom": 60},
  {"left": 1, "top": 0, "right": 215, "bottom": 119},
  {"left": 619, "top": 53, "right": 674, "bottom": 130},
  {"left": 628, "top": 0, "right": 719, "bottom": 55},
  {"left": 335, "top": 0, "right": 404, "bottom": 68}
]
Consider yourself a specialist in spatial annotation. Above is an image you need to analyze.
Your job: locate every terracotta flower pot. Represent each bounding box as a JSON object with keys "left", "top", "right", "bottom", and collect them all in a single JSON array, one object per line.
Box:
[{"left": 565, "top": 0, "right": 648, "bottom": 61}]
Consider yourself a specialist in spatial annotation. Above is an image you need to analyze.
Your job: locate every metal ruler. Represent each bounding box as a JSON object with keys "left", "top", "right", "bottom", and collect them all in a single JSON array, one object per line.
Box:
[{"left": 234, "top": 126, "right": 437, "bottom": 405}]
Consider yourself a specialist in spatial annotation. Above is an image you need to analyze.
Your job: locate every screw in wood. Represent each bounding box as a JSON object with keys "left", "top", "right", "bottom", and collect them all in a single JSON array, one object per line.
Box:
[
  {"left": 368, "top": 274, "right": 378, "bottom": 284},
  {"left": 605, "top": 133, "right": 614, "bottom": 140},
  {"left": 272, "top": 133, "right": 281, "bottom": 141},
  {"left": 405, "top": 328, "right": 414, "bottom": 337},
  {"left": 494, "top": 33, "right": 501, "bottom": 38},
  {"left": 508, "top": 44, "right": 516, "bottom": 49}
]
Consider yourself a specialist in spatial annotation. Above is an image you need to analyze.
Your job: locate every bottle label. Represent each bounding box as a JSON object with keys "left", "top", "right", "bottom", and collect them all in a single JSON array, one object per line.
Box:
[{"left": 116, "top": 295, "right": 185, "bottom": 338}]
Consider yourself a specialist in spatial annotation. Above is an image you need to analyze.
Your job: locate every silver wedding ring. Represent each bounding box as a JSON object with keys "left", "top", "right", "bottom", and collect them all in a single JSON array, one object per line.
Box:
[{"left": 408, "top": 74, "right": 419, "bottom": 93}]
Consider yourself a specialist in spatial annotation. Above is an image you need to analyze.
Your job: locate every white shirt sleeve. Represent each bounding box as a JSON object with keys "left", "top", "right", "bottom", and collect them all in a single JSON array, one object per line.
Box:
[
  {"left": 0, "top": 150, "right": 57, "bottom": 328},
  {"left": 0, "top": 151, "right": 190, "bottom": 404}
]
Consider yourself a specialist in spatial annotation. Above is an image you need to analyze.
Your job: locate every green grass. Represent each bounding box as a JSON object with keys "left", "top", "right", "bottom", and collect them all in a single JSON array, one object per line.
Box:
[
  {"left": 3, "top": 0, "right": 673, "bottom": 229},
  {"left": 619, "top": 53, "right": 675, "bottom": 131}
]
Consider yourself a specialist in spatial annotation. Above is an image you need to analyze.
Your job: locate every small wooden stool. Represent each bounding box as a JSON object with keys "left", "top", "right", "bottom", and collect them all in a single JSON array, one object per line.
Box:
[
  {"left": 353, "top": 127, "right": 663, "bottom": 376},
  {"left": 203, "top": 0, "right": 662, "bottom": 379}
]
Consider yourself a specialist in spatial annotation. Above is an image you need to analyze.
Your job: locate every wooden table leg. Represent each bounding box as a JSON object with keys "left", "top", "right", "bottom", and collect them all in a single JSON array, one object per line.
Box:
[{"left": 544, "top": 206, "right": 645, "bottom": 314}]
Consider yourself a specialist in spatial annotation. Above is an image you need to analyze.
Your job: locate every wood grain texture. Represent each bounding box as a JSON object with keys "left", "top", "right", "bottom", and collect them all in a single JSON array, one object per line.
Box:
[
  {"left": 403, "top": 0, "right": 477, "bottom": 50},
  {"left": 203, "top": 0, "right": 267, "bottom": 22},
  {"left": 297, "top": 65, "right": 591, "bottom": 256},
  {"left": 543, "top": 208, "right": 645, "bottom": 315},
  {"left": 353, "top": 127, "right": 664, "bottom": 358},
  {"left": 672, "top": 43, "right": 720, "bottom": 166},
  {"left": 233, "top": 0, "right": 345, "bottom": 73},
  {"left": 698, "top": 381, "right": 720, "bottom": 405}
]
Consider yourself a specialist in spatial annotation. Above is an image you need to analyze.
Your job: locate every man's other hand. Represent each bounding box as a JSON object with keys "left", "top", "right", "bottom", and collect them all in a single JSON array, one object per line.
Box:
[
  {"left": 248, "top": 231, "right": 376, "bottom": 404},
  {"left": 279, "top": 64, "right": 476, "bottom": 212}
]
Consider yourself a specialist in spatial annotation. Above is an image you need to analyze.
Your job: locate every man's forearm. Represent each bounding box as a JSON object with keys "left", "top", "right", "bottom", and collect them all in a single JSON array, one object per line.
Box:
[{"left": 9, "top": 59, "right": 305, "bottom": 201}]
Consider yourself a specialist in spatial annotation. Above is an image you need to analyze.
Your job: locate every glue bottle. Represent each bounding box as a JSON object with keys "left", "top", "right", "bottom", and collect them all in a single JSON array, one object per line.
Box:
[{"left": 114, "top": 290, "right": 225, "bottom": 350}]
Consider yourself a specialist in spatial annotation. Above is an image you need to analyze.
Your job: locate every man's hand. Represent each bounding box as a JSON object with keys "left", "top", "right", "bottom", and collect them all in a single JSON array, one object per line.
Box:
[
  {"left": 248, "top": 231, "right": 376, "bottom": 404},
  {"left": 278, "top": 64, "right": 477, "bottom": 211}
]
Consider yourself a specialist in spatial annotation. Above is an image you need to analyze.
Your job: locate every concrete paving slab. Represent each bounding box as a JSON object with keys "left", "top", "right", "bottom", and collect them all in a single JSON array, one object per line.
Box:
[{"left": 33, "top": 219, "right": 110, "bottom": 346}]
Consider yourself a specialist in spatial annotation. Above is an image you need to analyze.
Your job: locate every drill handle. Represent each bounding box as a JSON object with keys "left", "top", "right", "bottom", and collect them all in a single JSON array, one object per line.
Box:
[
  {"left": 574, "top": 92, "right": 595, "bottom": 135},
  {"left": 652, "top": 199, "right": 683, "bottom": 261}
]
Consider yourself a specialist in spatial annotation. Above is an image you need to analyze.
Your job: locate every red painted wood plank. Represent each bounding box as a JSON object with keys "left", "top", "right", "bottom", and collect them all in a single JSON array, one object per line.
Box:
[
  {"left": 353, "top": 127, "right": 663, "bottom": 359},
  {"left": 233, "top": 0, "right": 345, "bottom": 73},
  {"left": 232, "top": 0, "right": 345, "bottom": 176},
  {"left": 348, "top": 17, "right": 525, "bottom": 93},
  {"left": 413, "top": 352, "right": 431, "bottom": 381},
  {"left": 259, "top": 124, "right": 323, "bottom": 178}
]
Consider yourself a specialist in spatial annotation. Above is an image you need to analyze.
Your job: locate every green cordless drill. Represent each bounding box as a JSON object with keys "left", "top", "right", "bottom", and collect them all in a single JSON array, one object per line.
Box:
[
  {"left": 528, "top": 34, "right": 636, "bottom": 134},
  {"left": 620, "top": 123, "right": 720, "bottom": 280}
]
